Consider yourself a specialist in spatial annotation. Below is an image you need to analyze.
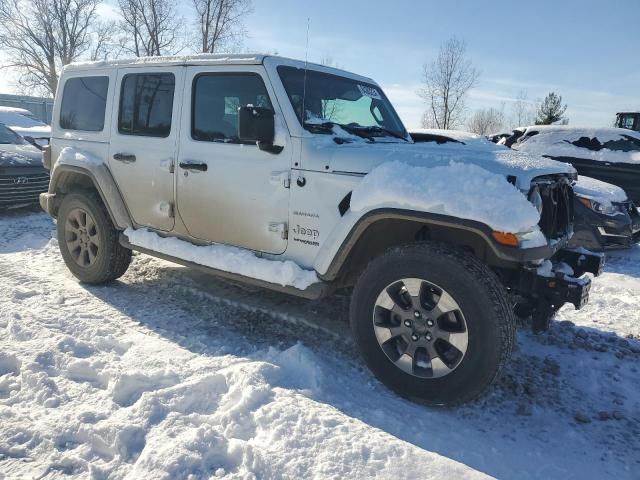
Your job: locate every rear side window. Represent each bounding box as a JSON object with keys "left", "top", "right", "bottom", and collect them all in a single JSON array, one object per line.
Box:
[
  {"left": 118, "top": 73, "right": 175, "bottom": 137},
  {"left": 59, "top": 76, "right": 109, "bottom": 131},
  {"left": 192, "top": 73, "right": 272, "bottom": 142}
]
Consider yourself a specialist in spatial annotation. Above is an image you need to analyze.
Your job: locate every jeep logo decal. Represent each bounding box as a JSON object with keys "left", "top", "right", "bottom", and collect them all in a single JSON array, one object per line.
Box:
[{"left": 292, "top": 224, "right": 319, "bottom": 239}]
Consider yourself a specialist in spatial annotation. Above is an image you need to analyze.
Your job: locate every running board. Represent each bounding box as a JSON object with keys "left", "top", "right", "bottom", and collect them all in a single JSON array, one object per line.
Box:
[{"left": 119, "top": 233, "right": 331, "bottom": 300}]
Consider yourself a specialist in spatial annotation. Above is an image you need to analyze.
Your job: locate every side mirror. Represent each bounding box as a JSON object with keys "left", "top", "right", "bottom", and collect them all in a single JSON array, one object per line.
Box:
[
  {"left": 24, "top": 136, "right": 43, "bottom": 151},
  {"left": 238, "top": 106, "right": 283, "bottom": 154}
]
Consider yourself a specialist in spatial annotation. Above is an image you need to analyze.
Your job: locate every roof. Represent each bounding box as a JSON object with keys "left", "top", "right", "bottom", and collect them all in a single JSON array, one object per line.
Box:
[
  {"left": 616, "top": 111, "right": 640, "bottom": 115},
  {"left": 61, "top": 53, "right": 377, "bottom": 85}
]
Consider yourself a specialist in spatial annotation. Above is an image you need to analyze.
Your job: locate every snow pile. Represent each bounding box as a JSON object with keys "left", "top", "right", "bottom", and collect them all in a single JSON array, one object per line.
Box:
[
  {"left": 124, "top": 227, "right": 318, "bottom": 290},
  {"left": 350, "top": 160, "right": 541, "bottom": 234},
  {"left": 513, "top": 126, "right": 640, "bottom": 164},
  {"left": 1, "top": 212, "right": 640, "bottom": 479},
  {"left": 573, "top": 176, "right": 628, "bottom": 205}
]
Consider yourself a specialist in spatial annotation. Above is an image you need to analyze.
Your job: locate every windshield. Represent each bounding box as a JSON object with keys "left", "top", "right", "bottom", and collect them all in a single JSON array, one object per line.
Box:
[
  {"left": 0, "top": 110, "right": 46, "bottom": 128},
  {"left": 277, "top": 66, "right": 407, "bottom": 139},
  {"left": 0, "top": 124, "right": 25, "bottom": 144}
]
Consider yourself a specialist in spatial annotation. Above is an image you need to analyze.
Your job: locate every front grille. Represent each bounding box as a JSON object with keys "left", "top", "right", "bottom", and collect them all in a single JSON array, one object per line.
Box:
[
  {"left": 536, "top": 181, "right": 573, "bottom": 240},
  {"left": 0, "top": 170, "right": 50, "bottom": 206}
]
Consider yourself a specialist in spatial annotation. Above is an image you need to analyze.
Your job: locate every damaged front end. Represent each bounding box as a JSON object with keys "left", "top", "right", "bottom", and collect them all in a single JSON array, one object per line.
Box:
[{"left": 509, "top": 248, "right": 605, "bottom": 333}]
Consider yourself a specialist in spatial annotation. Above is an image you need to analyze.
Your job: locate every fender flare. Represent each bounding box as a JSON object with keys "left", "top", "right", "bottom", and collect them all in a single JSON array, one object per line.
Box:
[
  {"left": 47, "top": 162, "right": 132, "bottom": 230},
  {"left": 318, "top": 208, "right": 562, "bottom": 281}
]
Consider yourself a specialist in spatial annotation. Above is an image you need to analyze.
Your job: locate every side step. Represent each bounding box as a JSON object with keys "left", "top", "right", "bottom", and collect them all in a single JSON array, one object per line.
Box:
[{"left": 119, "top": 233, "right": 331, "bottom": 300}]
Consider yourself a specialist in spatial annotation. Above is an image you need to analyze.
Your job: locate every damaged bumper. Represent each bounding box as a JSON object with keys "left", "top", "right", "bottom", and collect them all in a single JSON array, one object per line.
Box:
[{"left": 514, "top": 247, "right": 604, "bottom": 332}]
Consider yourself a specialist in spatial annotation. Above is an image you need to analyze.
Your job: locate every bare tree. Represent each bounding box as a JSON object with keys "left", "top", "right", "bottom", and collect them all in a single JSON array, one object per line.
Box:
[
  {"left": 0, "top": 0, "right": 109, "bottom": 95},
  {"left": 467, "top": 107, "right": 505, "bottom": 135},
  {"left": 418, "top": 37, "right": 480, "bottom": 130},
  {"left": 192, "top": 0, "right": 251, "bottom": 53},
  {"left": 509, "top": 90, "right": 535, "bottom": 128},
  {"left": 117, "top": 0, "right": 184, "bottom": 56}
]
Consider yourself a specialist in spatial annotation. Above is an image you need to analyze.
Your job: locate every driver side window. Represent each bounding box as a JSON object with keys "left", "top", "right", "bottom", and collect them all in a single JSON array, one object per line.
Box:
[{"left": 191, "top": 73, "right": 273, "bottom": 143}]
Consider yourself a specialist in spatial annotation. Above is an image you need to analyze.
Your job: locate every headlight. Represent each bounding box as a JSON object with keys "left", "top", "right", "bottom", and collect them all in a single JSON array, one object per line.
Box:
[
  {"left": 528, "top": 187, "right": 543, "bottom": 216},
  {"left": 577, "top": 196, "right": 621, "bottom": 216}
]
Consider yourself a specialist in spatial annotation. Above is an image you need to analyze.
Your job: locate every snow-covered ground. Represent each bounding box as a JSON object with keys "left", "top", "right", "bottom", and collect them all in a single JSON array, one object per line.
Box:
[{"left": 1, "top": 210, "right": 638, "bottom": 479}]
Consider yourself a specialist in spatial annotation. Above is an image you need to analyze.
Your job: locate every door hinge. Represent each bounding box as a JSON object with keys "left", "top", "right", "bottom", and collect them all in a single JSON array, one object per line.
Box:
[
  {"left": 168, "top": 202, "right": 175, "bottom": 218},
  {"left": 269, "top": 222, "right": 288, "bottom": 240},
  {"left": 270, "top": 171, "right": 291, "bottom": 189}
]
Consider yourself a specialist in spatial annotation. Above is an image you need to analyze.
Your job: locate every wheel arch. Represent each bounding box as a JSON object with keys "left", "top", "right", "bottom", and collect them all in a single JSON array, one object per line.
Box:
[
  {"left": 318, "top": 209, "right": 550, "bottom": 285},
  {"left": 48, "top": 164, "right": 132, "bottom": 230}
]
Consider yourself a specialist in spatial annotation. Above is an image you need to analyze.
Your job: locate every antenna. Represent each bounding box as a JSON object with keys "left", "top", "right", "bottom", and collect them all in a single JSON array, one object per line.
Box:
[
  {"left": 297, "top": 17, "right": 311, "bottom": 174},
  {"left": 301, "top": 17, "right": 310, "bottom": 123}
]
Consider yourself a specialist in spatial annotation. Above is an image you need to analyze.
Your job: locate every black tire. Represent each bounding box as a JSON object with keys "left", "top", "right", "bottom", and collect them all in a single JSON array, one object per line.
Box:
[
  {"left": 350, "top": 242, "right": 515, "bottom": 406},
  {"left": 57, "top": 191, "right": 131, "bottom": 284}
]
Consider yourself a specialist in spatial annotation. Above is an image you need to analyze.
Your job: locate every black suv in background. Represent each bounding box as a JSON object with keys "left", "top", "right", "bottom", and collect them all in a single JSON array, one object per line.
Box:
[{"left": 0, "top": 123, "right": 48, "bottom": 208}]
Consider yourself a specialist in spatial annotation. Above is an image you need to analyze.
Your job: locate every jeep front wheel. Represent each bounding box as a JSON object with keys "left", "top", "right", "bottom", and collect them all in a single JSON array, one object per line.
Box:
[
  {"left": 350, "top": 242, "right": 515, "bottom": 406},
  {"left": 57, "top": 192, "right": 132, "bottom": 284}
]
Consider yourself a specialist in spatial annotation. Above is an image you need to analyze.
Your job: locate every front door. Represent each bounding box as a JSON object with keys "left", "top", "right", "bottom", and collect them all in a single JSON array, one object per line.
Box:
[
  {"left": 108, "top": 66, "right": 184, "bottom": 231},
  {"left": 176, "top": 66, "right": 291, "bottom": 254}
]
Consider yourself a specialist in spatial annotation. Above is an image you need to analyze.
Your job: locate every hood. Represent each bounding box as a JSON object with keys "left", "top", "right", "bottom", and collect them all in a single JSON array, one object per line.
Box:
[
  {"left": 307, "top": 136, "right": 576, "bottom": 191},
  {"left": 573, "top": 176, "right": 627, "bottom": 204},
  {"left": 0, "top": 143, "right": 44, "bottom": 167}
]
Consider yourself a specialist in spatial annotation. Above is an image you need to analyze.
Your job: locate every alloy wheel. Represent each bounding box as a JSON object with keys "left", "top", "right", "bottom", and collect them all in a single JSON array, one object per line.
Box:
[
  {"left": 65, "top": 207, "right": 100, "bottom": 267},
  {"left": 373, "top": 278, "right": 469, "bottom": 378}
]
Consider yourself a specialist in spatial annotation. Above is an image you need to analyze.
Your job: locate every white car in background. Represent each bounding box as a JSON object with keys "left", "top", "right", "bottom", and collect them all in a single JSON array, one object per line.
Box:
[{"left": 0, "top": 106, "right": 51, "bottom": 147}]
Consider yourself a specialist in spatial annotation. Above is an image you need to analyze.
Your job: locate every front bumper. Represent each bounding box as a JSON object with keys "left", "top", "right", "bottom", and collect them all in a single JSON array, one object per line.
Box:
[
  {"left": 39, "top": 192, "right": 56, "bottom": 215},
  {"left": 513, "top": 247, "right": 604, "bottom": 332},
  {"left": 570, "top": 199, "right": 640, "bottom": 250}
]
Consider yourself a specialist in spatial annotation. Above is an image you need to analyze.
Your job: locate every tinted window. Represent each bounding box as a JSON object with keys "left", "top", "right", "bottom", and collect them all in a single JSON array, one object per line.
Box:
[
  {"left": 60, "top": 76, "right": 109, "bottom": 131},
  {"left": 119, "top": 73, "right": 175, "bottom": 137},
  {"left": 620, "top": 114, "right": 635, "bottom": 130},
  {"left": 192, "top": 73, "right": 272, "bottom": 142}
]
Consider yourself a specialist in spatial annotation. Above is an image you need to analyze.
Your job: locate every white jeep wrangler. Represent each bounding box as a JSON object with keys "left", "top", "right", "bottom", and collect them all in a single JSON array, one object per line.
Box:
[{"left": 40, "top": 54, "right": 603, "bottom": 406}]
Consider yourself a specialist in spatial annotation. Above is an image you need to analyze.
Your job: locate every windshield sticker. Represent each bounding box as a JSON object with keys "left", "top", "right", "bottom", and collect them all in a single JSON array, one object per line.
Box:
[{"left": 357, "top": 84, "right": 382, "bottom": 100}]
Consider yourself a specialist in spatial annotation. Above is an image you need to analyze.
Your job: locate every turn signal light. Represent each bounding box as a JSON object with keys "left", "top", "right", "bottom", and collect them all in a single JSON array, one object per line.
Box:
[
  {"left": 492, "top": 231, "right": 519, "bottom": 247},
  {"left": 577, "top": 197, "right": 592, "bottom": 209}
]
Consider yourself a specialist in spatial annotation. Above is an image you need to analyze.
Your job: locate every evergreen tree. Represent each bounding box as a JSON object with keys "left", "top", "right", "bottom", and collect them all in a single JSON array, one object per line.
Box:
[{"left": 535, "top": 92, "right": 568, "bottom": 125}]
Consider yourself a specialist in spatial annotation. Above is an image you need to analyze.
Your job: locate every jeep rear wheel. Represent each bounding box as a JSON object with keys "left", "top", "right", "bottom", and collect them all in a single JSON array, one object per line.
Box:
[
  {"left": 57, "top": 192, "right": 131, "bottom": 284},
  {"left": 350, "top": 242, "right": 515, "bottom": 406}
]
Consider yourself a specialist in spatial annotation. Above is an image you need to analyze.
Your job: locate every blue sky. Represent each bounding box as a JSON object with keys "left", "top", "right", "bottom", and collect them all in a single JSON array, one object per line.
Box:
[
  {"left": 241, "top": 0, "right": 640, "bottom": 128},
  {"left": 1, "top": 0, "right": 637, "bottom": 128}
]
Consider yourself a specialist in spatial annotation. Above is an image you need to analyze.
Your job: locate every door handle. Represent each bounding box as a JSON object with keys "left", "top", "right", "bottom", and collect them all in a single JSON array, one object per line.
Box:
[
  {"left": 113, "top": 153, "right": 137, "bottom": 163},
  {"left": 179, "top": 161, "right": 208, "bottom": 172}
]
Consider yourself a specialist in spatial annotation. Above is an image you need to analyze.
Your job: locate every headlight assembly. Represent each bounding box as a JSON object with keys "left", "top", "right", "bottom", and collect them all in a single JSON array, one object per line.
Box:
[
  {"left": 577, "top": 196, "right": 622, "bottom": 216},
  {"left": 528, "top": 187, "right": 543, "bottom": 216}
]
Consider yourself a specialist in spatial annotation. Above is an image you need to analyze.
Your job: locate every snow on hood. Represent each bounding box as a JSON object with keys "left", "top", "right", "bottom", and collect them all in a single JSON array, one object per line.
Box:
[
  {"left": 350, "top": 160, "right": 542, "bottom": 234},
  {"left": 512, "top": 126, "right": 640, "bottom": 165},
  {"left": 0, "top": 143, "right": 43, "bottom": 167},
  {"left": 573, "top": 176, "right": 628, "bottom": 204},
  {"left": 310, "top": 132, "right": 575, "bottom": 191}
]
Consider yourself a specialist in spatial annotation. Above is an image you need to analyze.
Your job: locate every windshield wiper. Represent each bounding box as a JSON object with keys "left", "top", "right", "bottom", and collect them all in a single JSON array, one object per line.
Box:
[
  {"left": 353, "top": 125, "right": 409, "bottom": 141},
  {"left": 302, "top": 121, "right": 376, "bottom": 141}
]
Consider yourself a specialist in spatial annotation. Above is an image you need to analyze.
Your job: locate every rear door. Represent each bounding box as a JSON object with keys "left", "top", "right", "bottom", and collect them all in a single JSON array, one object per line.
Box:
[
  {"left": 175, "top": 66, "right": 291, "bottom": 254},
  {"left": 108, "top": 67, "right": 184, "bottom": 231}
]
